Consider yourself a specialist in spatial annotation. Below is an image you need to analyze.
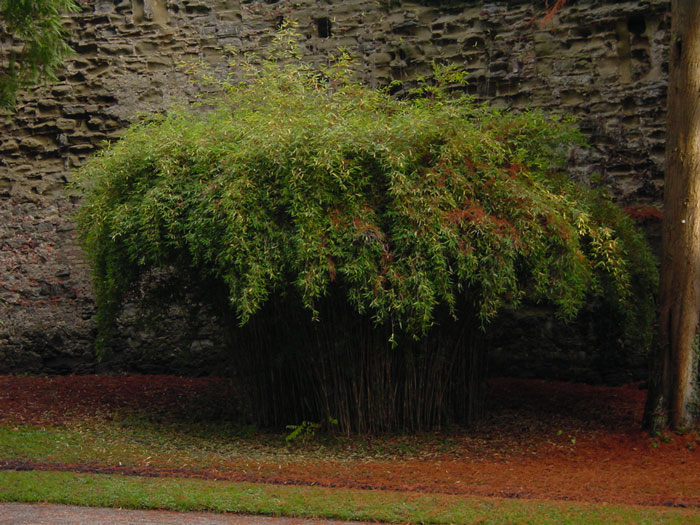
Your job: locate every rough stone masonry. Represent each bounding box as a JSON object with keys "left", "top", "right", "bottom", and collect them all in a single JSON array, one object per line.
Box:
[{"left": 0, "top": 0, "right": 668, "bottom": 377}]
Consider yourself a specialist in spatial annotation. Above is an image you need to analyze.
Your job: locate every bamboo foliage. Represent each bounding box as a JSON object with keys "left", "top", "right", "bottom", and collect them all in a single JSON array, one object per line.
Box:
[
  {"left": 0, "top": 0, "right": 78, "bottom": 108},
  {"left": 76, "top": 33, "right": 657, "bottom": 432}
]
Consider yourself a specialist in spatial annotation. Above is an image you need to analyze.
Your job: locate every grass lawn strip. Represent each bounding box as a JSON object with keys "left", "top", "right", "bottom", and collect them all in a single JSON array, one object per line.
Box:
[
  {"left": 2, "top": 423, "right": 700, "bottom": 509},
  {"left": 0, "top": 470, "right": 697, "bottom": 525}
]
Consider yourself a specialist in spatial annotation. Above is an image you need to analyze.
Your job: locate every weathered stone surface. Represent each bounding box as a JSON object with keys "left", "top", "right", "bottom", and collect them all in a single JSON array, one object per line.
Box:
[{"left": 0, "top": 0, "right": 667, "bottom": 379}]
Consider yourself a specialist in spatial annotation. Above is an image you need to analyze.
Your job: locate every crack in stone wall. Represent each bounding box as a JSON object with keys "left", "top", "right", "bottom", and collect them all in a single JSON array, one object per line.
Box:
[{"left": 0, "top": 0, "right": 668, "bottom": 378}]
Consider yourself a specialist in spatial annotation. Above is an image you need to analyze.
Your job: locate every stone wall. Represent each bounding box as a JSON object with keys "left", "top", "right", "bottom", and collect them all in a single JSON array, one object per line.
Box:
[{"left": 0, "top": 0, "right": 667, "bottom": 377}]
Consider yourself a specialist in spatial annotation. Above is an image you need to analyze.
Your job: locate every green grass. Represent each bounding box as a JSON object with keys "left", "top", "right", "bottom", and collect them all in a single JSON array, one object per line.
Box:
[
  {"left": 0, "top": 470, "right": 698, "bottom": 524},
  {"left": 0, "top": 422, "right": 317, "bottom": 469},
  {"left": 0, "top": 418, "right": 472, "bottom": 469},
  {"left": 1, "top": 415, "right": 698, "bottom": 523}
]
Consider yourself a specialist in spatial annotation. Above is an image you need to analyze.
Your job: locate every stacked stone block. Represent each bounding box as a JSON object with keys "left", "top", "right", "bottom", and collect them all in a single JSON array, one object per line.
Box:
[{"left": 0, "top": 0, "right": 668, "bottom": 378}]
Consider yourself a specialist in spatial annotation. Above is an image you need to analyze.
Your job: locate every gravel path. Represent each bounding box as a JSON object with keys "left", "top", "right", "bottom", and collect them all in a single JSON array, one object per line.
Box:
[{"left": 0, "top": 503, "right": 367, "bottom": 525}]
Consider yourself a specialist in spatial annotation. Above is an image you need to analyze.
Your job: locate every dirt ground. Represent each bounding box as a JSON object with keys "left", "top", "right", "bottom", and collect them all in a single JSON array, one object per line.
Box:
[{"left": 0, "top": 374, "right": 698, "bottom": 508}]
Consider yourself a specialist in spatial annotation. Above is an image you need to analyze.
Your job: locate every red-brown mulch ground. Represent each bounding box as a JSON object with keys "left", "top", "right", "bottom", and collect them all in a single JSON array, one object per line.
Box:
[{"left": 0, "top": 374, "right": 698, "bottom": 508}]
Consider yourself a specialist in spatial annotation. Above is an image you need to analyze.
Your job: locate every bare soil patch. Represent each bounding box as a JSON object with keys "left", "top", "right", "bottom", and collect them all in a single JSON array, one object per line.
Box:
[{"left": 1, "top": 375, "right": 698, "bottom": 508}]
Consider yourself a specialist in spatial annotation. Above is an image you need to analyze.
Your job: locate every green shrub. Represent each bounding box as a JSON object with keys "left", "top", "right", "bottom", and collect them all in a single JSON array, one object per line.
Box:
[{"left": 76, "top": 33, "right": 657, "bottom": 432}]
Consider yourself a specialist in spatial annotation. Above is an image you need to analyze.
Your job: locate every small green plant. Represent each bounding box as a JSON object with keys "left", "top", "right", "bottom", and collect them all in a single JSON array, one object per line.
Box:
[
  {"left": 285, "top": 417, "right": 338, "bottom": 445},
  {"left": 285, "top": 421, "right": 320, "bottom": 444}
]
